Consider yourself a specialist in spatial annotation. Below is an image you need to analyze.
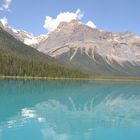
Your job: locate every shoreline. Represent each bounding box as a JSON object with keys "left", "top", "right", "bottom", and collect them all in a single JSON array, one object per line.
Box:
[{"left": 0, "top": 75, "right": 140, "bottom": 82}]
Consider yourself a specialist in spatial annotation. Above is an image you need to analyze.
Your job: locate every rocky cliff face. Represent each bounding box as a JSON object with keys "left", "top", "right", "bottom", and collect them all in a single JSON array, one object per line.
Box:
[{"left": 36, "top": 20, "right": 140, "bottom": 76}]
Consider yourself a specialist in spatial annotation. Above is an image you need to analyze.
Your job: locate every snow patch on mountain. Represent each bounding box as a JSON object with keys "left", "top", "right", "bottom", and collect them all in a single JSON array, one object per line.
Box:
[{"left": 0, "top": 17, "right": 48, "bottom": 46}]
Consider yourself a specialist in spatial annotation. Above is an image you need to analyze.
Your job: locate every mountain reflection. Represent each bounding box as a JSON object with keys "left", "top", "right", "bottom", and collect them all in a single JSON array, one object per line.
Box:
[{"left": 0, "top": 79, "right": 140, "bottom": 139}]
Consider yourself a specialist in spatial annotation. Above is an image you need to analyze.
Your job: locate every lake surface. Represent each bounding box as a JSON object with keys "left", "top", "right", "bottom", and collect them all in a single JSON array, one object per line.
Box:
[{"left": 0, "top": 79, "right": 140, "bottom": 140}]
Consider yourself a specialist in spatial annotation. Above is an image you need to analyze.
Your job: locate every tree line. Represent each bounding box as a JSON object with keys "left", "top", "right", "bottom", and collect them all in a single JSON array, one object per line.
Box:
[{"left": 0, "top": 52, "right": 89, "bottom": 78}]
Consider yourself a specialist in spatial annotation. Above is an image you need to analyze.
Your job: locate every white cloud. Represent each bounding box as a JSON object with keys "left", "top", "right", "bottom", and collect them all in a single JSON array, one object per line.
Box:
[
  {"left": 43, "top": 9, "right": 84, "bottom": 32},
  {"left": 0, "top": 17, "right": 8, "bottom": 26},
  {"left": 86, "top": 21, "right": 96, "bottom": 28},
  {"left": 0, "top": 0, "right": 12, "bottom": 11},
  {"left": 43, "top": 9, "right": 96, "bottom": 32}
]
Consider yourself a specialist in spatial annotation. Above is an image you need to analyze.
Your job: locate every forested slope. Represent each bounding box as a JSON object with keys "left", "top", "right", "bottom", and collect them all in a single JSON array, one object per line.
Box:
[{"left": 0, "top": 27, "right": 89, "bottom": 78}]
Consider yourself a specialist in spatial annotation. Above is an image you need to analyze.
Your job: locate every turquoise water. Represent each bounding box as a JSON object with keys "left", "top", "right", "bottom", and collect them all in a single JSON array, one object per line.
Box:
[{"left": 0, "top": 79, "right": 140, "bottom": 140}]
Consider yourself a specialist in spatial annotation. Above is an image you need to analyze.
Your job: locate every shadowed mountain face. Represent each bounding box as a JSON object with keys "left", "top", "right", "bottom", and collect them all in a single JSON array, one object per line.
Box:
[{"left": 1, "top": 19, "right": 140, "bottom": 76}]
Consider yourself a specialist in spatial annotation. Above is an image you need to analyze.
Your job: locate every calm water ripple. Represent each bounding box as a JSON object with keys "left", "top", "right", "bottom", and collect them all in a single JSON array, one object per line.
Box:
[{"left": 0, "top": 79, "right": 140, "bottom": 140}]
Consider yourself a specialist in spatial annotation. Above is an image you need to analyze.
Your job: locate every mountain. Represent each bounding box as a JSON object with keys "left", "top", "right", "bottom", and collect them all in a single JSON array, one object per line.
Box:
[
  {"left": 1, "top": 18, "right": 140, "bottom": 77},
  {"left": 0, "top": 18, "right": 48, "bottom": 47},
  {"left": 35, "top": 20, "right": 140, "bottom": 76},
  {"left": 0, "top": 27, "right": 89, "bottom": 78}
]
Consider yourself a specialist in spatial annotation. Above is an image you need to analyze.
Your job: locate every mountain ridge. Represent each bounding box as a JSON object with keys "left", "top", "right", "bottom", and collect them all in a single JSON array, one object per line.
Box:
[
  {"left": 36, "top": 20, "right": 140, "bottom": 76},
  {"left": 0, "top": 26, "right": 89, "bottom": 78},
  {"left": 1, "top": 19, "right": 140, "bottom": 77}
]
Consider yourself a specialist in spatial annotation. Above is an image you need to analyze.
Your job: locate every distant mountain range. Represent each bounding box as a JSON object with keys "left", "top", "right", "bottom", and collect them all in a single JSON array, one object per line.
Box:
[{"left": 1, "top": 19, "right": 140, "bottom": 77}]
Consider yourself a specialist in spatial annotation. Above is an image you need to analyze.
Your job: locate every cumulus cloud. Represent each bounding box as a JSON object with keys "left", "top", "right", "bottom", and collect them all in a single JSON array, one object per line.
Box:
[
  {"left": 0, "top": 17, "right": 8, "bottom": 26},
  {"left": 43, "top": 9, "right": 84, "bottom": 32},
  {"left": 86, "top": 21, "right": 96, "bottom": 28},
  {"left": 43, "top": 9, "right": 96, "bottom": 32},
  {"left": 0, "top": 0, "right": 12, "bottom": 11}
]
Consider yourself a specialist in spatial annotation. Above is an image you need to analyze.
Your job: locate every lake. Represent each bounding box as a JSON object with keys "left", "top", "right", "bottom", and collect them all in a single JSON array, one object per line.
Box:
[{"left": 0, "top": 79, "right": 140, "bottom": 140}]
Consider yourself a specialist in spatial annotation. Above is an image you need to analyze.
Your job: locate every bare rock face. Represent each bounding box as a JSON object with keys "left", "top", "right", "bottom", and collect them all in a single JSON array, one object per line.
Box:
[{"left": 36, "top": 20, "right": 140, "bottom": 76}]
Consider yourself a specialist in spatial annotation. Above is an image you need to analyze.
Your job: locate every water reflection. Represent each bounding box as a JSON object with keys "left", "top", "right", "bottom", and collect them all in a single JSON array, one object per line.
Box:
[{"left": 0, "top": 79, "right": 140, "bottom": 139}]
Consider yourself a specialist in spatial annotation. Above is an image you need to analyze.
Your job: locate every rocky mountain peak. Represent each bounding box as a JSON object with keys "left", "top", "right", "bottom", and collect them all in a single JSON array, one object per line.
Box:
[
  {"left": 57, "top": 19, "right": 81, "bottom": 29},
  {"left": 57, "top": 21, "right": 68, "bottom": 29},
  {"left": 69, "top": 19, "right": 81, "bottom": 25}
]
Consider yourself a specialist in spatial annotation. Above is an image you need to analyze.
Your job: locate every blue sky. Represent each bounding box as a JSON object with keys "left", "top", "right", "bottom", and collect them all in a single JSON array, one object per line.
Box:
[{"left": 0, "top": 0, "right": 140, "bottom": 36}]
